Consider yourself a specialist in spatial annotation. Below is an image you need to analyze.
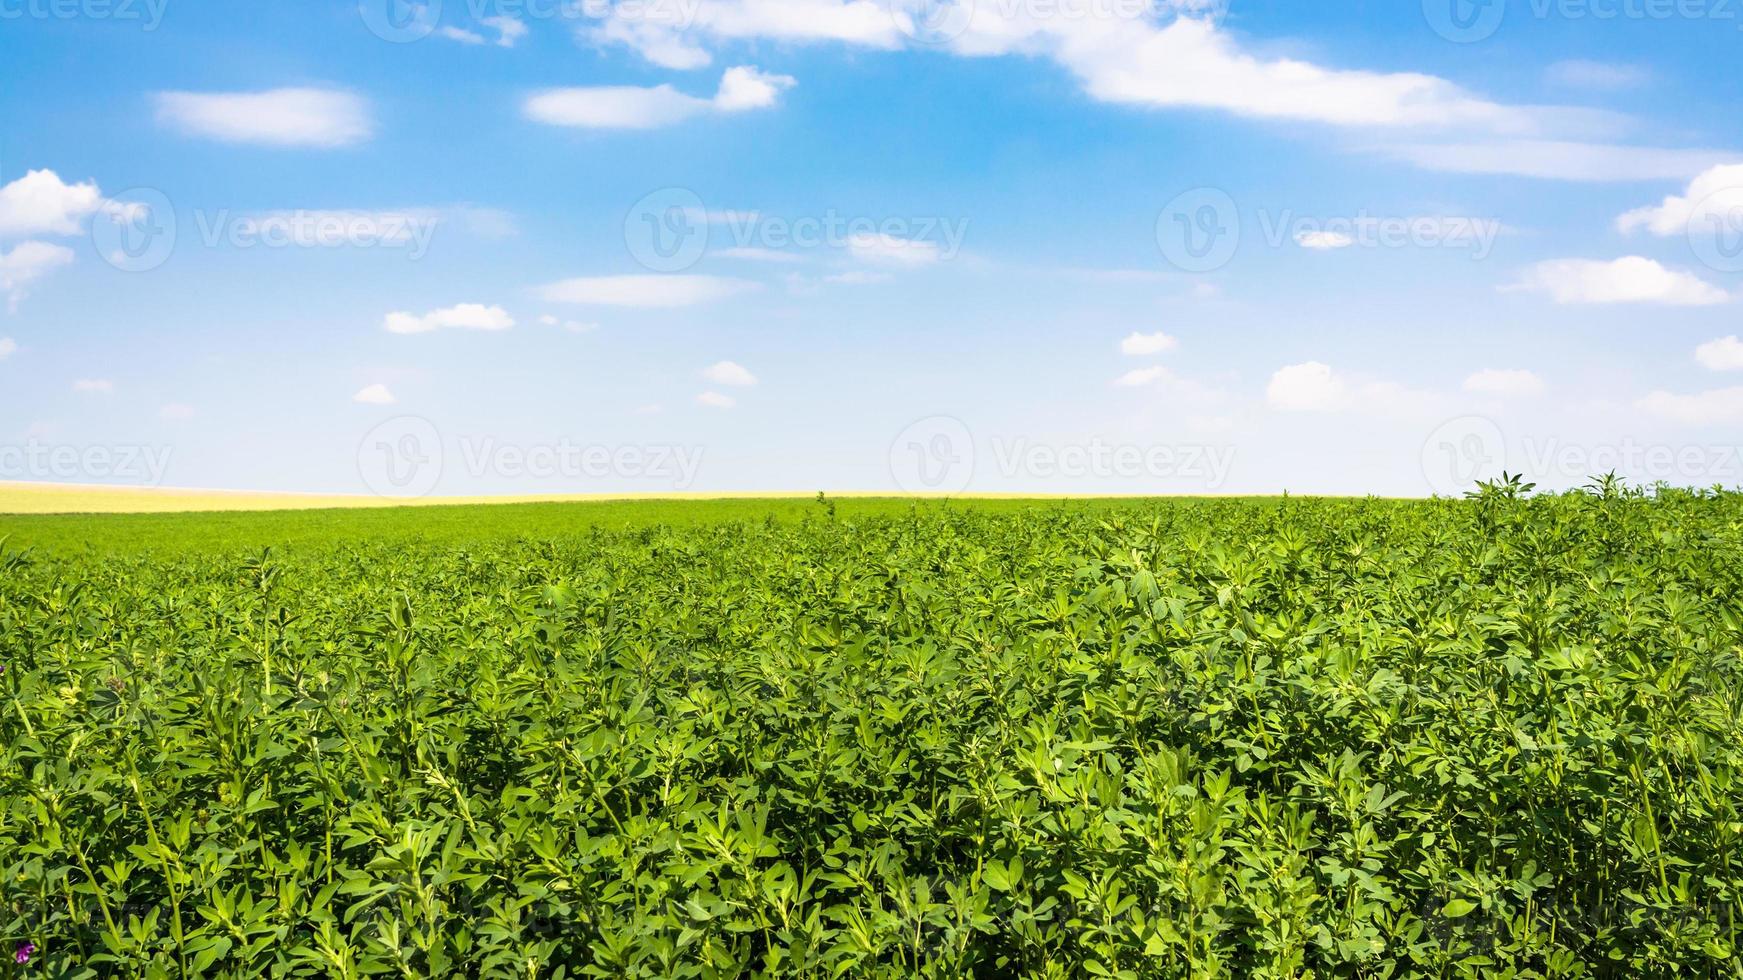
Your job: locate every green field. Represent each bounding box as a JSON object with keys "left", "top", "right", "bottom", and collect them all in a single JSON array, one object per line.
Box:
[{"left": 3, "top": 489, "right": 1742, "bottom": 977}]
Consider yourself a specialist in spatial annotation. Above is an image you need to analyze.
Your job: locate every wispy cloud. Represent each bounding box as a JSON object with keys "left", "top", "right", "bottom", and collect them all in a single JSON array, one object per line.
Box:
[
  {"left": 353, "top": 383, "right": 397, "bottom": 404},
  {"left": 383, "top": 303, "right": 515, "bottom": 334},
  {"left": 524, "top": 67, "right": 794, "bottom": 129},
  {"left": 155, "top": 88, "right": 373, "bottom": 147},
  {"left": 537, "top": 274, "right": 761, "bottom": 307},
  {"left": 701, "top": 360, "right": 758, "bottom": 386},
  {"left": 1507, "top": 257, "right": 1729, "bottom": 306},
  {"left": 0, "top": 241, "right": 75, "bottom": 311}
]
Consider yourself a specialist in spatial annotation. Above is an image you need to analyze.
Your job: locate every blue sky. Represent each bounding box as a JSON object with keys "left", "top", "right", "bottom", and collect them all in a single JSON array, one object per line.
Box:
[{"left": 5, "top": 0, "right": 1743, "bottom": 497}]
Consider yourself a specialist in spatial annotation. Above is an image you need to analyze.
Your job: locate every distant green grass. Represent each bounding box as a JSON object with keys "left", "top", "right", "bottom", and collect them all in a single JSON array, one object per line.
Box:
[{"left": 0, "top": 496, "right": 1218, "bottom": 555}]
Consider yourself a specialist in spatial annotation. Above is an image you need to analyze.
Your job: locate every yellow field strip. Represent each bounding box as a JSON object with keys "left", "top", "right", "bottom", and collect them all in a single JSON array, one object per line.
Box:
[{"left": 0, "top": 482, "right": 1137, "bottom": 515}]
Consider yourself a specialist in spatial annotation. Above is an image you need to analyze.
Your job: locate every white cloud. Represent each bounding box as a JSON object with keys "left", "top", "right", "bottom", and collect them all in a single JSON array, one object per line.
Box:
[
  {"left": 537, "top": 274, "right": 760, "bottom": 307},
  {"left": 383, "top": 303, "right": 515, "bottom": 334},
  {"left": 1464, "top": 368, "right": 1545, "bottom": 397},
  {"left": 1617, "top": 163, "right": 1743, "bottom": 236},
  {"left": 1295, "top": 230, "right": 1354, "bottom": 250},
  {"left": 0, "top": 241, "right": 75, "bottom": 311},
  {"left": 72, "top": 378, "right": 113, "bottom": 394},
  {"left": 1266, "top": 361, "right": 1428, "bottom": 413},
  {"left": 1636, "top": 387, "right": 1743, "bottom": 425},
  {"left": 1267, "top": 361, "right": 1346, "bottom": 412},
  {"left": 0, "top": 170, "right": 104, "bottom": 239},
  {"left": 1018, "top": 17, "right": 1530, "bottom": 130},
  {"left": 537, "top": 314, "right": 599, "bottom": 332},
  {"left": 1119, "top": 331, "right": 1177, "bottom": 356},
  {"left": 1108, "top": 361, "right": 1229, "bottom": 405},
  {"left": 847, "top": 233, "right": 940, "bottom": 266},
  {"left": 353, "top": 383, "right": 397, "bottom": 405},
  {"left": 605, "top": 5, "right": 1517, "bottom": 129},
  {"left": 523, "top": 66, "right": 794, "bottom": 129},
  {"left": 586, "top": 0, "right": 902, "bottom": 70},
  {"left": 0, "top": 337, "right": 14, "bottom": 360},
  {"left": 483, "top": 15, "right": 529, "bottom": 46},
  {"left": 702, "top": 360, "right": 759, "bottom": 386},
  {"left": 822, "top": 270, "right": 893, "bottom": 284},
  {"left": 441, "top": 16, "right": 526, "bottom": 46},
  {"left": 159, "top": 403, "right": 196, "bottom": 420},
  {"left": 1113, "top": 366, "right": 1170, "bottom": 387},
  {"left": 1508, "top": 257, "right": 1729, "bottom": 306},
  {"left": 1382, "top": 141, "right": 1726, "bottom": 182},
  {"left": 439, "top": 25, "right": 488, "bottom": 43},
  {"left": 716, "top": 246, "right": 802, "bottom": 263},
  {"left": 523, "top": 84, "right": 707, "bottom": 128},
  {"left": 713, "top": 66, "right": 798, "bottom": 110},
  {"left": 583, "top": 5, "right": 1721, "bottom": 182},
  {"left": 696, "top": 390, "right": 737, "bottom": 409},
  {"left": 1545, "top": 60, "right": 1649, "bottom": 91},
  {"left": 1696, "top": 335, "right": 1743, "bottom": 372},
  {"left": 154, "top": 88, "right": 373, "bottom": 147}
]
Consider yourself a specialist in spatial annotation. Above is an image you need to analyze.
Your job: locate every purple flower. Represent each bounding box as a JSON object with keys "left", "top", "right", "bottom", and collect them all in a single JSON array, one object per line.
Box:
[{"left": 14, "top": 942, "right": 34, "bottom": 964}]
